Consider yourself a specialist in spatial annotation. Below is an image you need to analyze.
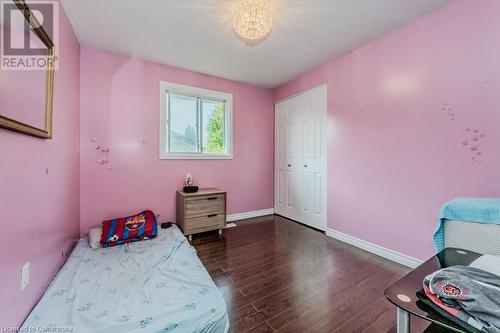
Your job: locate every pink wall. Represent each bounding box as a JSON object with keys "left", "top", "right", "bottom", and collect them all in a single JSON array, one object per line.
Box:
[
  {"left": 80, "top": 48, "right": 274, "bottom": 234},
  {"left": 0, "top": 2, "right": 80, "bottom": 327},
  {"left": 275, "top": 0, "right": 500, "bottom": 260}
]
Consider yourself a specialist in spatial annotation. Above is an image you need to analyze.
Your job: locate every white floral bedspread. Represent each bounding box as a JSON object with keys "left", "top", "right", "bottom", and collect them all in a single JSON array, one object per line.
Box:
[{"left": 21, "top": 225, "right": 228, "bottom": 333}]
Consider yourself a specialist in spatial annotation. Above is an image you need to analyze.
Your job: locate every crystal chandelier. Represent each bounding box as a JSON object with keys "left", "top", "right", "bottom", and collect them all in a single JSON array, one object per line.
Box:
[{"left": 233, "top": 0, "right": 272, "bottom": 45}]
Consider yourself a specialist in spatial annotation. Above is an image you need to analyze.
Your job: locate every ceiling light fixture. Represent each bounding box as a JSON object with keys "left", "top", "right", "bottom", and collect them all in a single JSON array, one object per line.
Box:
[{"left": 233, "top": 0, "right": 272, "bottom": 45}]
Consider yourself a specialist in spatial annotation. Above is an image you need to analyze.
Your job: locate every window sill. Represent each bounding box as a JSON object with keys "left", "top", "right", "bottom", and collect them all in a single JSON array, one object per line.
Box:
[{"left": 159, "top": 153, "right": 233, "bottom": 160}]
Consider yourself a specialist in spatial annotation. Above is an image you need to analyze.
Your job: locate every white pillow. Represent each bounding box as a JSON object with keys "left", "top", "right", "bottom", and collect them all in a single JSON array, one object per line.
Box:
[{"left": 88, "top": 227, "right": 103, "bottom": 249}]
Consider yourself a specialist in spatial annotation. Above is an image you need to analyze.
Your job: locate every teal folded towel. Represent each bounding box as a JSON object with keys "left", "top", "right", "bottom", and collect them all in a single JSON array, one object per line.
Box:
[{"left": 434, "top": 198, "right": 500, "bottom": 252}]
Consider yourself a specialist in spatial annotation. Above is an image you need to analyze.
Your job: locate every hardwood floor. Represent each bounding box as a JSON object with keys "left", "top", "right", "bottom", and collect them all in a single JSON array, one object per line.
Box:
[{"left": 193, "top": 215, "right": 431, "bottom": 333}]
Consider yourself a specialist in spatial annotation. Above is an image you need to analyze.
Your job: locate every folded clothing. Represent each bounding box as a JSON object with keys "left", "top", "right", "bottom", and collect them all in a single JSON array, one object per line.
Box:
[
  {"left": 424, "top": 264, "right": 500, "bottom": 333},
  {"left": 470, "top": 254, "right": 500, "bottom": 277},
  {"left": 416, "top": 289, "right": 483, "bottom": 333},
  {"left": 100, "top": 210, "right": 158, "bottom": 247}
]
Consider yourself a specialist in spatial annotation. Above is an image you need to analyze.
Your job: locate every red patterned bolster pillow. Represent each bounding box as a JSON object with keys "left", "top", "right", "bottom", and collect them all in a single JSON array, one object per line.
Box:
[{"left": 100, "top": 210, "right": 158, "bottom": 247}]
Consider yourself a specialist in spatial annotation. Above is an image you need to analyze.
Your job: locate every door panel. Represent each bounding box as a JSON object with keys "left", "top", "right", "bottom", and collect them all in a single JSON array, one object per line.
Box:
[
  {"left": 277, "top": 125, "right": 285, "bottom": 160},
  {"left": 301, "top": 119, "right": 310, "bottom": 160},
  {"left": 314, "top": 172, "right": 323, "bottom": 215},
  {"left": 301, "top": 170, "right": 312, "bottom": 213},
  {"left": 277, "top": 170, "right": 284, "bottom": 205},
  {"left": 286, "top": 171, "right": 294, "bottom": 208},
  {"left": 314, "top": 117, "right": 323, "bottom": 159}
]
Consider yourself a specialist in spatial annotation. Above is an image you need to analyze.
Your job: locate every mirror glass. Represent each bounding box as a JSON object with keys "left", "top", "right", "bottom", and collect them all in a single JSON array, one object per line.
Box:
[{"left": 0, "top": 0, "right": 53, "bottom": 137}]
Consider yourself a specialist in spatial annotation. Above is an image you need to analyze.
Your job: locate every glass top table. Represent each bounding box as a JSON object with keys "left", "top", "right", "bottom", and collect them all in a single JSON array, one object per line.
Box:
[{"left": 384, "top": 247, "right": 482, "bottom": 333}]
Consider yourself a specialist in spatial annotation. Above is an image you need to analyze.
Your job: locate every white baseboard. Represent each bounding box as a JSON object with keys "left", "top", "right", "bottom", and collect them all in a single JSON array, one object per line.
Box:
[
  {"left": 227, "top": 209, "right": 275, "bottom": 222},
  {"left": 325, "top": 228, "right": 423, "bottom": 268}
]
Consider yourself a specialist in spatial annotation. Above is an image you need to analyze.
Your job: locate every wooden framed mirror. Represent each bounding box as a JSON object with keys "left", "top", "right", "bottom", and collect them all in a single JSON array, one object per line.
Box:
[{"left": 0, "top": 0, "right": 55, "bottom": 139}]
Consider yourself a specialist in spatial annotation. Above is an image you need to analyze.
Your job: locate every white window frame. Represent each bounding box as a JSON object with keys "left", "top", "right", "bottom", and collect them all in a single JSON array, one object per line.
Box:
[{"left": 159, "top": 81, "right": 233, "bottom": 160}]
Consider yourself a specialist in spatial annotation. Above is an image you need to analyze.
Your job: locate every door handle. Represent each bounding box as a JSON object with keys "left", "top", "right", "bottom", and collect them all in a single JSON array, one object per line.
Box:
[
  {"left": 207, "top": 214, "right": 218, "bottom": 218},
  {"left": 304, "top": 164, "right": 308, "bottom": 168},
  {"left": 288, "top": 164, "right": 291, "bottom": 167},
  {"left": 207, "top": 197, "right": 218, "bottom": 201}
]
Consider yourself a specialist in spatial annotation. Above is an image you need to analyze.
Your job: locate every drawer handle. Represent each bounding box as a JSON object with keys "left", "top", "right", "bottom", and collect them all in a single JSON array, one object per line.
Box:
[
  {"left": 207, "top": 197, "right": 218, "bottom": 201},
  {"left": 207, "top": 214, "right": 218, "bottom": 218}
]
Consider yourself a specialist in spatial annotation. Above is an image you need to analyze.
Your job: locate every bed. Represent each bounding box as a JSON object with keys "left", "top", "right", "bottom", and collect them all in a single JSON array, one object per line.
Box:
[{"left": 21, "top": 225, "right": 229, "bottom": 333}]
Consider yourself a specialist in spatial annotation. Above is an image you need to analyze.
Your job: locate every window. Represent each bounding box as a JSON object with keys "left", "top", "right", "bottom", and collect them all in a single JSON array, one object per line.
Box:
[{"left": 159, "top": 81, "right": 233, "bottom": 159}]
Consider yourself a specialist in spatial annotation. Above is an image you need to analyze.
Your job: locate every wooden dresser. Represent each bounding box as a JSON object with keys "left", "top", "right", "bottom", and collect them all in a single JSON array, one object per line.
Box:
[{"left": 176, "top": 188, "right": 227, "bottom": 241}]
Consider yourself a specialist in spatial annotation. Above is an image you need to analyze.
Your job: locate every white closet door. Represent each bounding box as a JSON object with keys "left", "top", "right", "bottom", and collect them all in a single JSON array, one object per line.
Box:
[
  {"left": 275, "top": 85, "right": 327, "bottom": 231},
  {"left": 275, "top": 98, "right": 301, "bottom": 222}
]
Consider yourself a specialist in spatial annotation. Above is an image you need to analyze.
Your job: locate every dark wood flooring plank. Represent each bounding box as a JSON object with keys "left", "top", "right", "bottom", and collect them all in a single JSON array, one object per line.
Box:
[
  {"left": 271, "top": 269, "right": 400, "bottom": 332},
  {"left": 193, "top": 215, "right": 416, "bottom": 333},
  {"left": 244, "top": 322, "right": 275, "bottom": 333},
  {"left": 324, "top": 297, "right": 393, "bottom": 333}
]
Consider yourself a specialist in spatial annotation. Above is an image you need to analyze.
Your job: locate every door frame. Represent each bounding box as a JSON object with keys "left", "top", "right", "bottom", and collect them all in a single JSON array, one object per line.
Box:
[{"left": 274, "top": 83, "right": 328, "bottom": 231}]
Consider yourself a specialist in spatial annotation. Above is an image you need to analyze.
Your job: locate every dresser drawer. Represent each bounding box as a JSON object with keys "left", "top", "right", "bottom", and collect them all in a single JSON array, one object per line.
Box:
[
  {"left": 185, "top": 194, "right": 225, "bottom": 219},
  {"left": 184, "top": 213, "right": 226, "bottom": 234}
]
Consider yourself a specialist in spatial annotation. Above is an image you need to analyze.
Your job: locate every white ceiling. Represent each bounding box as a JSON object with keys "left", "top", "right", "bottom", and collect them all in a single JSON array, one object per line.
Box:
[{"left": 60, "top": 0, "right": 453, "bottom": 88}]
